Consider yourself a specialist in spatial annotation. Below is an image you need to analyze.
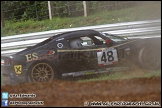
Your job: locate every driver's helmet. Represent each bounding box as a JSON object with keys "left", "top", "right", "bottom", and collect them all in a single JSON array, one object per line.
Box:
[{"left": 69, "top": 38, "right": 83, "bottom": 48}]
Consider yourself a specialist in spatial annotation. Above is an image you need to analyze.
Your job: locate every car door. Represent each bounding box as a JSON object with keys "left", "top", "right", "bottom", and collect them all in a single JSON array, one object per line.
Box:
[
  {"left": 67, "top": 35, "right": 108, "bottom": 71},
  {"left": 59, "top": 35, "right": 119, "bottom": 73},
  {"left": 56, "top": 37, "right": 89, "bottom": 73},
  {"left": 81, "top": 35, "right": 119, "bottom": 70}
]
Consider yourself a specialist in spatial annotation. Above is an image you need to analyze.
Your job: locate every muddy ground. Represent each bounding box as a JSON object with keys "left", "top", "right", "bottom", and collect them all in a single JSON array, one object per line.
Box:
[{"left": 1, "top": 75, "right": 161, "bottom": 107}]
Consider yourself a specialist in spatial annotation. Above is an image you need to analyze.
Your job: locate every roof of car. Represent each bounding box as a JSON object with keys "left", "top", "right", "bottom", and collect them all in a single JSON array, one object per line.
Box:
[{"left": 52, "top": 29, "right": 102, "bottom": 40}]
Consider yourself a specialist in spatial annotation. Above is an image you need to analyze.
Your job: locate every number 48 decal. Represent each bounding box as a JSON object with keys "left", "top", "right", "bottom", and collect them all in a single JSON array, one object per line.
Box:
[
  {"left": 97, "top": 48, "right": 118, "bottom": 66},
  {"left": 101, "top": 51, "right": 114, "bottom": 62}
]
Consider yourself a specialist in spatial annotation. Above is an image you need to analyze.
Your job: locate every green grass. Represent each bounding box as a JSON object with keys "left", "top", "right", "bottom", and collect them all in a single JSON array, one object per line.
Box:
[
  {"left": 1, "top": 73, "right": 7, "bottom": 86},
  {"left": 1, "top": 3, "right": 161, "bottom": 36},
  {"left": 1, "top": 69, "right": 161, "bottom": 85},
  {"left": 79, "top": 69, "right": 161, "bottom": 82}
]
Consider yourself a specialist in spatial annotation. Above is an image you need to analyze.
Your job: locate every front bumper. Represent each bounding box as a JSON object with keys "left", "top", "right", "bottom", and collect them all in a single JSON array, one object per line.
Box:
[{"left": 1, "top": 65, "right": 27, "bottom": 85}]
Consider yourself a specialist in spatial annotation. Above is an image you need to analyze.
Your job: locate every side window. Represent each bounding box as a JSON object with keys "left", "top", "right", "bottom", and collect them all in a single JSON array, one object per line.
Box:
[
  {"left": 68, "top": 38, "right": 84, "bottom": 49},
  {"left": 80, "top": 37, "right": 95, "bottom": 47},
  {"left": 68, "top": 36, "right": 106, "bottom": 49},
  {"left": 80, "top": 36, "right": 106, "bottom": 47},
  {"left": 68, "top": 37, "right": 95, "bottom": 49}
]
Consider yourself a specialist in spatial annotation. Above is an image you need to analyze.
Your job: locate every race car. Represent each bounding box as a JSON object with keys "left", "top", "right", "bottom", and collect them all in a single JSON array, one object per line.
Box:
[{"left": 1, "top": 29, "right": 161, "bottom": 84}]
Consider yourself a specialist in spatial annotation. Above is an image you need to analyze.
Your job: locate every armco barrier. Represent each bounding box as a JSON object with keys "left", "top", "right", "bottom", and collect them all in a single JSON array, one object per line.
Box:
[{"left": 1, "top": 19, "right": 161, "bottom": 56}]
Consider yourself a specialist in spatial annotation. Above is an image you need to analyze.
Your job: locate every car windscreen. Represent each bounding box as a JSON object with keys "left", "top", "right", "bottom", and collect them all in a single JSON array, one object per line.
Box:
[{"left": 101, "top": 32, "right": 127, "bottom": 42}]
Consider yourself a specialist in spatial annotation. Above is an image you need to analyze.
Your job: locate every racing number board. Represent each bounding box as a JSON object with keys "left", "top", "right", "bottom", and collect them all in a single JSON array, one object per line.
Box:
[{"left": 97, "top": 48, "right": 118, "bottom": 66}]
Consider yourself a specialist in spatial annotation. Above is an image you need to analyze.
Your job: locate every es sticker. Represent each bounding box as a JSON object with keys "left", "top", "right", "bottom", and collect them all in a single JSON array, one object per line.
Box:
[{"left": 25, "top": 53, "right": 38, "bottom": 62}]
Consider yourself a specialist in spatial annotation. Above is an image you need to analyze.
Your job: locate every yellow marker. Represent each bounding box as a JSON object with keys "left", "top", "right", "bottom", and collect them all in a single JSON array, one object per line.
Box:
[{"left": 14, "top": 65, "right": 22, "bottom": 74}]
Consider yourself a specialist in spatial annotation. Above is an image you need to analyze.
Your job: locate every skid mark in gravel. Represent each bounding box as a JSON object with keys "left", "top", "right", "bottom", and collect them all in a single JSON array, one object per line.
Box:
[{"left": 1, "top": 76, "right": 161, "bottom": 107}]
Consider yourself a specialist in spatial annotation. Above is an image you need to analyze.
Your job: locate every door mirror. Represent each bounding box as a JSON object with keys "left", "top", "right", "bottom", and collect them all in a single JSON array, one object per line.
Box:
[{"left": 106, "top": 39, "right": 112, "bottom": 45}]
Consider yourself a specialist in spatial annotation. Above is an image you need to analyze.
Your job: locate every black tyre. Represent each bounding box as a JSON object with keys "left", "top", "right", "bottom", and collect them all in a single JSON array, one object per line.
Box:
[
  {"left": 27, "top": 61, "right": 57, "bottom": 82},
  {"left": 138, "top": 45, "right": 161, "bottom": 70}
]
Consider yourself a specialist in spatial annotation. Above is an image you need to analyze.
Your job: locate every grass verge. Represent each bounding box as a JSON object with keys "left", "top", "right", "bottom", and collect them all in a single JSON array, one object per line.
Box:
[
  {"left": 79, "top": 69, "right": 161, "bottom": 82},
  {"left": 1, "top": 3, "right": 160, "bottom": 36},
  {"left": 1, "top": 68, "right": 161, "bottom": 85}
]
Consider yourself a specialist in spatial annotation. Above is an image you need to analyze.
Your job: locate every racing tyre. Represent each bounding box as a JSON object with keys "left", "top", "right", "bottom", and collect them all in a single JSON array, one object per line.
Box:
[
  {"left": 27, "top": 61, "right": 57, "bottom": 82},
  {"left": 138, "top": 45, "right": 161, "bottom": 70}
]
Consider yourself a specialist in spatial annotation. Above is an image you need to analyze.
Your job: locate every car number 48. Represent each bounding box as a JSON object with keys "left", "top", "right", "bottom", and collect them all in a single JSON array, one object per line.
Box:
[{"left": 97, "top": 48, "right": 118, "bottom": 66}]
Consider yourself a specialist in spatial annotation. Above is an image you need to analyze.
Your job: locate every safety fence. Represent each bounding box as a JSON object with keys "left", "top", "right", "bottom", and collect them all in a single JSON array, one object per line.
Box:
[{"left": 1, "top": 19, "right": 161, "bottom": 56}]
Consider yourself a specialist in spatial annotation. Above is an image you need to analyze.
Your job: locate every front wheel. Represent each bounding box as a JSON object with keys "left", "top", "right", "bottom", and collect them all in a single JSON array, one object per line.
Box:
[
  {"left": 138, "top": 45, "right": 161, "bottom": 70},
  {"left": 27, "top": 61, "right": 57, "bottom": 82}
]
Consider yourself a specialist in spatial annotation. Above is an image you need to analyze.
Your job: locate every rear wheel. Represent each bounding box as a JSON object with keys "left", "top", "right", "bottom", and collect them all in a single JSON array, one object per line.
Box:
[{"left": 27, "top": 61, "right": 56, "bottom": 82}]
